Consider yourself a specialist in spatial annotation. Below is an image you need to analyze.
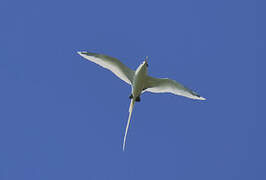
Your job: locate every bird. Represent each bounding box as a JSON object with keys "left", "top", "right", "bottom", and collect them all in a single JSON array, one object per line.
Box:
[{"left": 77, "top": 51, "right": 206, "bottom": 151}]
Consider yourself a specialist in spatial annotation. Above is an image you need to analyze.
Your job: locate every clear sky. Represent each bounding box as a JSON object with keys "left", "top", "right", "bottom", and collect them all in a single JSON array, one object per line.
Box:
[{"left": 0, "top": 0, "right": 263, "bottom": 179}]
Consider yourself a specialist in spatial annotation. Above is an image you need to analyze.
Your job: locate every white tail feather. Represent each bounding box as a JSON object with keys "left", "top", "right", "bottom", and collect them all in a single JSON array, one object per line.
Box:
[{"left": 123, "top": 99, "right": 135, "bottom": 151}]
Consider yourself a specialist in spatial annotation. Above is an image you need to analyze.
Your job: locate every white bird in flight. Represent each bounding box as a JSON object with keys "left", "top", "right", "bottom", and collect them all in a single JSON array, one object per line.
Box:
[{"left": 77, "top": 51, "right": 206, "bottom": 151}]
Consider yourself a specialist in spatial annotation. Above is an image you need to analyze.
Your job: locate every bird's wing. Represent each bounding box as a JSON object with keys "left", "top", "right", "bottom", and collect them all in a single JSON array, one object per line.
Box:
[
  {"left": 78, "top": 51, "right": 135, "bottom": 85},
  {"left": 144, "top": 76, "right": 206, "bottom": 100}
]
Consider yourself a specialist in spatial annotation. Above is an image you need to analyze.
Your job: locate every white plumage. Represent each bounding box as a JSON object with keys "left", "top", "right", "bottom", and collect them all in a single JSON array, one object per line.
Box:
[{"left": 78, "top": 51, "right": 206, "bottom": 151}]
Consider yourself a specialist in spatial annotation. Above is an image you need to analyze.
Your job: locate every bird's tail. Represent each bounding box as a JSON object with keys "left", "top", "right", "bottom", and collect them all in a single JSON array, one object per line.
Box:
[{"left": 123, "top": 99, "right": 135, "bottom": 151}]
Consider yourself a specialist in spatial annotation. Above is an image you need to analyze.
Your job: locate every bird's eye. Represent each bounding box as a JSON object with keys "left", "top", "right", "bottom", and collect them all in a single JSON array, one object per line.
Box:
[{"left": 146, "top": 63, "right": 149, "bottom": 67}]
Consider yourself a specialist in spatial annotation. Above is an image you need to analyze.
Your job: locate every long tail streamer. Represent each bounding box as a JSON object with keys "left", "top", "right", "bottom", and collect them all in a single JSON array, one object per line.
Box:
[{"left": 123, "top": 99, "right": 135, "bottom": 151}]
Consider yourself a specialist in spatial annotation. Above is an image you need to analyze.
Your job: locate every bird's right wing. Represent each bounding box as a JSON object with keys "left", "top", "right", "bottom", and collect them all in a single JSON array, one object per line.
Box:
[
  {"left": 78, "top": 51, "right": 135, "bottom": 85},
  {"left": 144, "top": 76, "right": 206, "bottom": 100}
]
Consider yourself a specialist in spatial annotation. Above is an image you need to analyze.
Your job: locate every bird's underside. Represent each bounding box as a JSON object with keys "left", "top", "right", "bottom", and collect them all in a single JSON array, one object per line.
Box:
[{"left": 77, "top": 51, "right": 206, "bottom": 151}]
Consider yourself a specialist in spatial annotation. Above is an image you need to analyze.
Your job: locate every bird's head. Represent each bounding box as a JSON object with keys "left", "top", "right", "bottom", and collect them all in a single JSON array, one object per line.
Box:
[
  {"left": 142, "top": 56, "right": 149, "bottom": 68},
  {"left": 136, "top": 56, "right": 149, "bottom": 75}
]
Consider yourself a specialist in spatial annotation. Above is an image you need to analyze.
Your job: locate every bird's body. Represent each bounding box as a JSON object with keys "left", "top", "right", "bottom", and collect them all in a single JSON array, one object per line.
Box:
[
  {"left": 131, "top": 61, "right": 148, "bottom": 100},
  {"left": 77, "top": 51, "right": 206, "bottom": 151}
]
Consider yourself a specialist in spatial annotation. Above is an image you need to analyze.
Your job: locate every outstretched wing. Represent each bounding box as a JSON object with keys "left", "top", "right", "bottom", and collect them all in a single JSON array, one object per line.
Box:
[
  {"left": 144, "top": 76, "right": 206, "bottom": 100},
  {"left": 78, "top": 51, "right": 135, "bottom": 85}
]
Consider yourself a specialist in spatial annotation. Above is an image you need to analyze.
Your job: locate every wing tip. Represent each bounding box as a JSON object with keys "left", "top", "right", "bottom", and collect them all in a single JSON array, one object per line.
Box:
[
  {"left": 77, "top": 51, "right": 87, "bottom": 55},
  {"left": 192, "top": 93, "right": 206, "bottom": 100},
  {"left": 198, "top": 96, "right": 206, "bottom": 100}
]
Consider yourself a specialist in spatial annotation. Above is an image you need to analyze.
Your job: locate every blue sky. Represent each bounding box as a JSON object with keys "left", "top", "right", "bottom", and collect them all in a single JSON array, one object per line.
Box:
[{"left": 0, "top": 0, "right": 263, "bottom": 179}]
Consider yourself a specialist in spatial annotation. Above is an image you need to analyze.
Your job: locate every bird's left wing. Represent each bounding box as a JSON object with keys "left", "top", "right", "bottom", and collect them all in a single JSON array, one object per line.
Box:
[
  {"left": 144, "top": 76, "right": 206, "bottom": 100},
  {"left": 78, "top": 51, "right": 135, "bottom": 85}
]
